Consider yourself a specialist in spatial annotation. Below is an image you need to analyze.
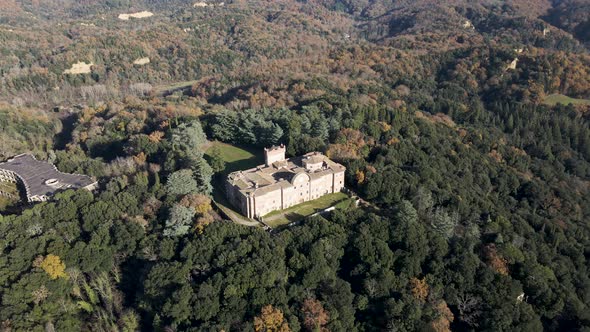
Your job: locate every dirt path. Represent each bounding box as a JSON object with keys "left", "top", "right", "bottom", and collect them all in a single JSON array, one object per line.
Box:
[{"left": 212, "top": 199, "right": 261, "bottom": 227}]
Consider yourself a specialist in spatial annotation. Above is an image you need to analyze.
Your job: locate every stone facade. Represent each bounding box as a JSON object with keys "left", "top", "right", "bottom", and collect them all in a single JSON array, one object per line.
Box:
[{"left": 226, "top": 146, "right": 346, "bottom": 219}]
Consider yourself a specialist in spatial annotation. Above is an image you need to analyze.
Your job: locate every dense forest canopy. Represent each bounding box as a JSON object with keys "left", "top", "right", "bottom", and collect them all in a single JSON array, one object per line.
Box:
[{"left": 0, "top": 0, "right": 589, "bottom": 331}]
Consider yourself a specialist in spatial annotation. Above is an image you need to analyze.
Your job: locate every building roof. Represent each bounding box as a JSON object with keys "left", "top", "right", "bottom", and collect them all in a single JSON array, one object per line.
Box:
[
  {"left": 227, "top": 151, "right": 345, "bottom": 197},
  {"left": 0, "top": 154, "right": 97, "bottom": 200}
]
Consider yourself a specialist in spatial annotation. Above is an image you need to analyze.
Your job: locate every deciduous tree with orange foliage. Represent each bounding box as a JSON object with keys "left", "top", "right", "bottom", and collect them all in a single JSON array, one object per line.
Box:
[
  {"left": 326, "top": 128, "right": 366, "bottom": 160},
  {"left": 301, "top": 298, "right": 329, "bottom": 331},
  {"left": 410, "top": 277, "right": 429, "bottom": 302},
  {"left": 254, "top": 305, "right": 291, "bottom": 332},
  {"left": 484, "top": 244, "right": 509, "bottom": 276},
  {"left": 430, "top": 300, "right": 454, "bottom": 332}
]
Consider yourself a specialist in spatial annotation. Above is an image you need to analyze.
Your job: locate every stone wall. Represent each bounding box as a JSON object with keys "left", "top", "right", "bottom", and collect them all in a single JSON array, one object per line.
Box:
[{"left": 227, "top": 169, "right": 346, "bottom": 219}]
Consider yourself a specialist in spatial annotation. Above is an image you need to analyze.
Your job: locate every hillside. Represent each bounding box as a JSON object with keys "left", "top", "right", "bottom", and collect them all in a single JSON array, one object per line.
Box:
[
  {"left": 0, "top": 0, "right": 588, "bottom": 107},
  {"left": 0, "top": 1, "right": 589, "bottom": 331}
]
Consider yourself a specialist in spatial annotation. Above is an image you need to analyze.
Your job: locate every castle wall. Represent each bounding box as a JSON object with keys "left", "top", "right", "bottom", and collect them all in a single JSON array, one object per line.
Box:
[
  {"left": 253, "top": 191, "right": 282, "bottom": 217},
  {"left": 226, "top": 150, "right": 346, "bottom": 220},
  {"left": 227, "top": 169, "right": 346, "bottom": 219},
  {"left": 310, "top": 173, "right": 333, "bottom": 199},
  {"left": 294, "top": 173, "right": 311, "bottom": 204},
  {"left": 282, "top": 186, "right": 296, "bottom": 209},
  {"left": 333, "top": 171, "right": 345, "bottom": 192}
]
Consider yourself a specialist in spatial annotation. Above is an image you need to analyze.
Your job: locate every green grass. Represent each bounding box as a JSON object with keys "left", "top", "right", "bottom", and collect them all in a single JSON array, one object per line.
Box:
[
  {"left": 0, "top": 181, "right": 19, "bottom": 212},
  {"left": 543, "top": 94, "right": 590, "bottom": 106},
  {"left": 262, "top": 192, "right": 349, "bottom": 228},
  {"left": 205, "top": 141, "right": 263, "bottom": 174}
]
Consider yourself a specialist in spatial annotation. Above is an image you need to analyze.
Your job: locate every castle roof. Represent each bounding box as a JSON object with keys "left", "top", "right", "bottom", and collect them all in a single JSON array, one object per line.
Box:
[{"left": 227, "top": 152, "right": 345, "bottom": 197}]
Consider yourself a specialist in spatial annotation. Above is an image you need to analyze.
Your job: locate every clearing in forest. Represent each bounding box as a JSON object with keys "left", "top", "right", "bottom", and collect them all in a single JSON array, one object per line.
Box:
[
  {"left": 543, "top": 94, "right": 590, "bottom": 106},
  {"left": 63, "top": 61, "right": 93, "bottom": 74},
  {"left": 118, "top": 11, "right": 154, "bottom": 20},
  {"left": 133, "top": 57, "right": 150, "bottom": 65}
]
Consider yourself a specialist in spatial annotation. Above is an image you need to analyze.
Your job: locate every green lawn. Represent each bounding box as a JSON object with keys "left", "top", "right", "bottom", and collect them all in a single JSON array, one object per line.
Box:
[
  {"left": 262, "top": 192, "right": 350, "bottom": 228},
  {"left": 543, "top": 94, "right": 590, "bottom": 106},
  {"left": 205, "top": 141, "right": 263, "bottom": 174},
  {"left": 0, "top": 181, "right": 19, "bottom": 212}
]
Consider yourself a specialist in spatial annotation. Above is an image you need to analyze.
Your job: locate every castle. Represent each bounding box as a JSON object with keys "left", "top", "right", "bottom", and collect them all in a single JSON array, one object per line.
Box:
[{"left": 226, "top": 145, "right": 346, "bottom": 219}]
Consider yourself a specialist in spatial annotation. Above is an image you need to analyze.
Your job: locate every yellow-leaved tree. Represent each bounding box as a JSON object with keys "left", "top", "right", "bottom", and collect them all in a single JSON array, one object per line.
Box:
[{"left": 39, "top": 254, "right": 67, "bottom": 279}]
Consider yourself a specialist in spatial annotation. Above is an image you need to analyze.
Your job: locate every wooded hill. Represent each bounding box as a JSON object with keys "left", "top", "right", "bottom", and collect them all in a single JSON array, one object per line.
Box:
[{"left": 0, "top": 0, "right": 589, "bottom": 331}]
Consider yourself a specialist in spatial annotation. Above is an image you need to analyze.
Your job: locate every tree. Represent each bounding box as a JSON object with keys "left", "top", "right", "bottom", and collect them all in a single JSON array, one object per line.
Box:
[
  {"left": 31, "top": 285, "right": 51, "bottom": 305},
  {"left": 254, "top": 305, "right": 290, "bottom": 332},
  {"left": 210, "top": 110, "right": 238, "bottom": 142},
  {"left": 301, "top": 298, "right": 329, "bottom": 331},
  {"left": 456, "top": 294, "right": 482, "bottom": 327},
  {"left": 208, "top": 146, "right": 226, "bottom": 173},
  {"left": 413, "top": 187, "right": 434, "bottom": 215},
  {"left": 165, "top": 169, "right": 199, "bottom": 197},
  {"left": 164, "top": 204, "right": 195, "bottom": 237},
  {"left": 38, "top": 254, "right": 67, "bottom": 280},
  {"left": 409, "top": 277, "right": 428, "bottom": 302},
  {"left": 484, "top": 244, "right": 509, "bottom": 276},
  {"left": 190, "top": 157, "right": 213, "bottom": 194},
  {"left": 179, "top": 194, "right": 212, "bottom": 214},
  {"left": 170, "top": 120, "right": 207, "bottom": 158},
  {"left": 355, "top": 170, "right": 365, "bottom": 184},
  {"left": 430, "top": 208, "right": 458, "bottom": 240},
  {"left": 430, "top": 301, "right": 454, "bottom": 332},
  {"left": 179, "top": 194, "right": 215, "bottom": 234},
  {"left": 261, "top": 123, "right": 284, "bottom": 146}
]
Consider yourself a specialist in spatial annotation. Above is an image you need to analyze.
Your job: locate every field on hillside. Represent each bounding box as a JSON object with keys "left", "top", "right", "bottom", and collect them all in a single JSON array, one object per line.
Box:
[{"left": 544, "top": 94, "right": 590, "bottom": 106}]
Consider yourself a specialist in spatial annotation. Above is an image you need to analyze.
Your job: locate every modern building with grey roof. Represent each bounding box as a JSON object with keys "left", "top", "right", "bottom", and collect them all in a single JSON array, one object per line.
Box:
[
  {"left": 226, "top": 145, "right": 346, "bottom": 219},
  {"left": 0, "top": 154, "right": 98, "bottom": 203}
]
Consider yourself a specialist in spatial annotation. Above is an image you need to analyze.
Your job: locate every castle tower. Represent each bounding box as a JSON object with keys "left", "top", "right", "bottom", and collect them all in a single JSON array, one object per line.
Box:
[{"left": 264, "top": 144, "right": 286, "bottom": 166}]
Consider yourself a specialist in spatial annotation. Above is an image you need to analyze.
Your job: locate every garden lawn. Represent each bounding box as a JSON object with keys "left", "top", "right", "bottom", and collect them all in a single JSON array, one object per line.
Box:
[
  {"left": 205, "top": 141, "right": 263, "bottom": 174},
  {"left": 262, "top": 192, "right": 349, "bottom": 228}
]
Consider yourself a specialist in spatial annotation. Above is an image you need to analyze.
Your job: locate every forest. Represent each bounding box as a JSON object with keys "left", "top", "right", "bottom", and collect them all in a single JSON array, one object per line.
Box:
[{"left": 0, "top": 0, "right": 589, "bottom": 331}]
